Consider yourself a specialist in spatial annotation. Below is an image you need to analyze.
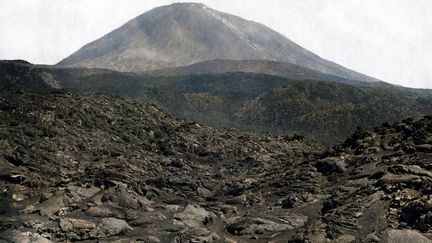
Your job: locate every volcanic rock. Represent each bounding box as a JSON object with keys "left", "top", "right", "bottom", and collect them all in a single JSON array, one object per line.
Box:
[{"left": 0, "top": 91, "right": 431, "bottom": 241}]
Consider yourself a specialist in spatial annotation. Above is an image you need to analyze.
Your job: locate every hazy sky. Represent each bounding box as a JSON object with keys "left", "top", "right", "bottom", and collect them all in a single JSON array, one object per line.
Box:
[{"left": 1, "top": 0, "right": 431, "bottom": 88}]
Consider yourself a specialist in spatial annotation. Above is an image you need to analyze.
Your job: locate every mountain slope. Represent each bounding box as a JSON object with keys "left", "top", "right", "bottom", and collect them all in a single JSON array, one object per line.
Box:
[
  {"left": 56, "top": 71, "right": 432, "bottom": 144},
  {"left": 236, "top": 80, "right": 432, "bottom": 144},
  {"left": 145, "top": 59, "right": 372, "bottom": 85},
  {"left": 57, "top": 3, "right": 377, "bottom": 83},
  {"left": 1, "top": 60, "right": 431, "bottom": 144},
  {"left": 51, "top": 66, "right": 431, "bottom": 144}
]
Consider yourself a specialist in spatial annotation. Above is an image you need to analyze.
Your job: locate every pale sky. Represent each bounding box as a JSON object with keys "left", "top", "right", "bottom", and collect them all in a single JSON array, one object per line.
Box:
[{"left": 1, "top": 0, "right": 431, "bottom": 89}]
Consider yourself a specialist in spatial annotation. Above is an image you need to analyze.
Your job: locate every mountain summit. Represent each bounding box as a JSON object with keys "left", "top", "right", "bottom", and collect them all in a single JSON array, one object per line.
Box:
[{"left": 57, "top": 2, "right": 376, "bottom": 82}]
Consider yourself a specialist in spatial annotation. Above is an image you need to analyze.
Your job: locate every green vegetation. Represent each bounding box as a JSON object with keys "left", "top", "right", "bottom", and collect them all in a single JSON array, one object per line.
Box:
[
  {"left": 236, "top": 80, "right": 432, "bottom": 144},
  {"left": 1, "top": 60, "right": 431, "bottom": 144}
]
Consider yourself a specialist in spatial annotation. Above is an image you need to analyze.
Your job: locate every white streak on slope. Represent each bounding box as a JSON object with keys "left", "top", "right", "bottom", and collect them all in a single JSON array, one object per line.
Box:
[{"left": 202, "top": 6, "right": 275, "bottom": 61}]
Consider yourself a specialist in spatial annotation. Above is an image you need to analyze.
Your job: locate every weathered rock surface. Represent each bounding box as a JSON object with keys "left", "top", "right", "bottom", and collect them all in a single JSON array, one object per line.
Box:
[
  {"left": 173, "top": 204, "right": 215, "bottom": 227},
  {"left": 0, "top": 91, "right": 431, "bottom": 242},
  {"left": 385, "top": 229, "right": 432, "bottom": 243}
]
